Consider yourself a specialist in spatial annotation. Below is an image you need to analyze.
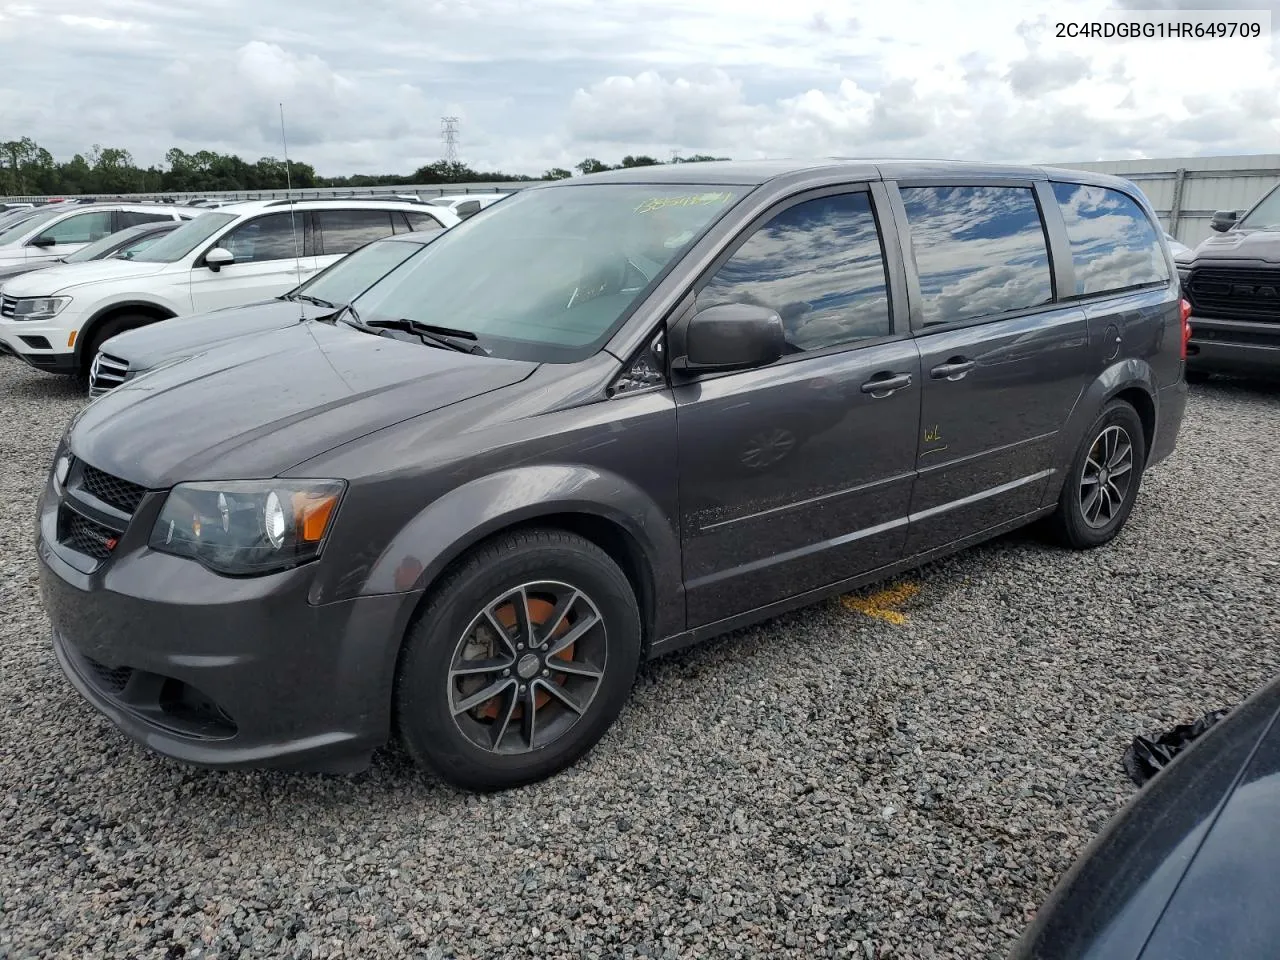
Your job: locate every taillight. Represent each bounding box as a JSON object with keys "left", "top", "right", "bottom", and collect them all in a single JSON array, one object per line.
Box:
[{"left": 1179, "top": 298, "right": 1192, "bottom": 360}]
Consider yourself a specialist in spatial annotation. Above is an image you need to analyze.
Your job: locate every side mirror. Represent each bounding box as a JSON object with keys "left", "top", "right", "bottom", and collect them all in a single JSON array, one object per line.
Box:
[
  {"left": 676, "top": 303, "right": 786, "bottom": 374},
  {"left": 29, "top": 236, "right": 58, "bottom": 248},
  {"left": 204, "top": 247, "right": 234, "bottom": 271},
  {"left": 1210, "top": 210, "right": 1239, "bottom": 233}
]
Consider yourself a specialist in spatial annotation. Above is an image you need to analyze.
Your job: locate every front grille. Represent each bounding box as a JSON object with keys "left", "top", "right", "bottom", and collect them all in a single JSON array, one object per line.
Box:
[
  {"left": 80, "top": 464, "right": 146, "bottom": 513},
  {"left": 1185, "top": 267, "right": 1280, "bottom": 323},
  {"left": 53, "top": 459, "right": 150, "bottom": 568},
  {"left": 84, "top": 656, "right": 134, "bottom": 695},
  {"left": 0, "top": 296, "right": 15, "bottom": 319},
  {"left": 59, "top": 511, "right": 120, "bottom": 560},
  {"left": 88, "top": 353, "right": 130, "bottom": 397}
]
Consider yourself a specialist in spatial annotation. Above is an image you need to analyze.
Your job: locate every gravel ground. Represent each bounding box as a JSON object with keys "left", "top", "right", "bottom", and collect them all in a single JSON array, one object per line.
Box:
[{"left": 2, "top": 355, "right": 1278, "bottom": 960}]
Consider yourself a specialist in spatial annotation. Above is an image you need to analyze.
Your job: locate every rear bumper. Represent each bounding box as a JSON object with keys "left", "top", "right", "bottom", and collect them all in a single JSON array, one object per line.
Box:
[
  {"left": 1187, "top": 316, "right": 1280, "bottom": 378},
  {"left": 1149, "top": 378, "right": 1187, "bottom": 469}
]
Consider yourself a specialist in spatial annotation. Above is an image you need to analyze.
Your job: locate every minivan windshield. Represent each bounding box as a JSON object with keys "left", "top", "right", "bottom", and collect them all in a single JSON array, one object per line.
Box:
[
  {"left": 128, "top": 212, "right": 235, "bottom": 263},
  {"left": 1238, "top": 185, "right": 1280, "bottom": 230},
  {"left": 351, "top": 183, "right": 750, "bottom": 362}
]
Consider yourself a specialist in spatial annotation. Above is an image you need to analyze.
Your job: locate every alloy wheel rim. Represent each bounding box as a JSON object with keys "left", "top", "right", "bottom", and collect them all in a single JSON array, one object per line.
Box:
[
  {"left": 1080, "top": 425, "right": 1134, "bottom": 529},
  {"left": 446, "top": 580, "right": 607, "bottom": 755}
]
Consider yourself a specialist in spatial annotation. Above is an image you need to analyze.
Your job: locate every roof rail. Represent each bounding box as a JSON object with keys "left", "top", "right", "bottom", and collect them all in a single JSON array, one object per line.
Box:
[{"left": 263, "top": 195, "right": 425, "bottom": 207}]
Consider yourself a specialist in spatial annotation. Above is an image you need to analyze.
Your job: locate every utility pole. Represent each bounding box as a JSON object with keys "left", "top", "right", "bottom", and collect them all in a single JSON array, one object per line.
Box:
[{"left": 441, "top": 117, "right": 460, "bottom": 165}]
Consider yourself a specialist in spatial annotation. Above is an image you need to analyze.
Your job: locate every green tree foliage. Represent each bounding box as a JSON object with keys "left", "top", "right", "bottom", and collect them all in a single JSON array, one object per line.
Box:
[{"left": 0, "top": 138, "right": 731, "bottom": 196}]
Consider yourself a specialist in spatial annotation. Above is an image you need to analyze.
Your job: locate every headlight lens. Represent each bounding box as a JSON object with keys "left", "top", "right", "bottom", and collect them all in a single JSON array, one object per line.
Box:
[
  {"left": 11, "top": 296, "right": 71, "bottom": 321},
  {"left": 150, "top": 479, "right": 345, "bottom": 575}
]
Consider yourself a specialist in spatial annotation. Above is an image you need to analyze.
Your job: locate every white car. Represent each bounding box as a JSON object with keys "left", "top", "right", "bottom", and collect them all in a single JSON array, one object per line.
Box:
[
  {"left": 0, "top": 202, "right": 201, "bottom": 274},
  {"left": 0, "top": 198, "right": 459, "bottom": 377},
  {"left": 425, "top": 193, "right": 511, "bottom": 219}
]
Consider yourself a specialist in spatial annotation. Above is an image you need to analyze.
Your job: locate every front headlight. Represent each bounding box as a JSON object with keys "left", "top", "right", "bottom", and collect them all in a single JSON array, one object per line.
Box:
[
  {"left": 149, "top": 479, "right": 346, "bottom": 575},
  {"left": 11, "top": 296, "right": 71, "bottom": 321}
]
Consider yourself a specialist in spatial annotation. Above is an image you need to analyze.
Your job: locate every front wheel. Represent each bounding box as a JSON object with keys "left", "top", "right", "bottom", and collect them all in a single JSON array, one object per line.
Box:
[
  {"left": 80, "top": 313, "right": 154, "bottom": 379},
  {"left": 1048, "top": 400, "right": 1147, "bottom": 549},
  {"left": 394, "top": 529, "right": 641, "bottom": 791}
]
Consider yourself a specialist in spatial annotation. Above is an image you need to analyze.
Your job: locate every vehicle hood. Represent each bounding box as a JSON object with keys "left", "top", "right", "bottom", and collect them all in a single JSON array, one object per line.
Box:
[
  {"left": 0, "top": 260, "right": 46, "bottom": 283},
  {"left": 1, "top": 258, "right": 168, "bottom": 296},
  {"left": 102, "top": 300, "right": 329, "bottom": 369},
  {"left": 1009, "top": 673, "right": 1280, "bottom": 960},
  {"left": 1187, "top": 229, "right": 1280, "bottom": 265},
  {"left": 68, "top": 320, "right": 539, "bottom": 487}
]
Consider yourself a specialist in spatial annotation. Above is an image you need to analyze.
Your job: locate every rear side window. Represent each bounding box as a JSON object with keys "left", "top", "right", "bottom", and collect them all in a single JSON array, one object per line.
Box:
[
  {"left": 316, "top": 210, "right": 397, "bottom": 255},
  {"left": 900, "top": 185, "right": 1054, "bottom": 326},
  {"left": 696, "top": 192, "right": 892, "bottom": 352},
  {"left": 1051, "top": 182, "right": 1170, "bottom": 296},
  {"left": 404, "top": 211, "right": 445, "bottom": 233},
  {"left": 118, "top": 210, "right": 174, "bottom": 228}
]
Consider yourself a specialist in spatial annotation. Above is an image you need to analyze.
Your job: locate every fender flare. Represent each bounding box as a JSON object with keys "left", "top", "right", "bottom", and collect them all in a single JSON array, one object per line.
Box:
[
  {"left": 1041, "top": 358, "right": 1158, "bottom": 507},
  {"left": 75, "top": 300, "right": 177, "bottom": 366},
  {"left": 355, "top": 463, "right": 685, "bottom": 644}
]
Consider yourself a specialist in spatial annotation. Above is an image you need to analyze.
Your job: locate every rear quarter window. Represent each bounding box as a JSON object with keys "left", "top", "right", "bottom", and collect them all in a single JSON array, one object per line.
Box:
[{"left": 1051, "top": 182, "right": 1170, "bottom": 296}]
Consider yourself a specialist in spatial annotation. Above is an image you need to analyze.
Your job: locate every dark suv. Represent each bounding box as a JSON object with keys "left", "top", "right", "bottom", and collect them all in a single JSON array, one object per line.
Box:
[
  {"left": 1180, "top": 182, "right": 1280, "bottom": 379},
  {"left": 38, "top": 160, "right": 1189, "bottom": 791}
]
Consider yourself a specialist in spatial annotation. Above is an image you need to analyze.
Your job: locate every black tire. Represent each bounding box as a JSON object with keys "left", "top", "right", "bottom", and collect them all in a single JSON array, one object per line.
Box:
[
  {"left": 394, "top": 529, "right": 641, "bottom": 791},
  {"left": 1185, "top": 368, "right": 1211, "bottom": 384},
  {"left": 1048, "top": 400, "right": 1147, "bottom": 549},
  {"left": 80, "top": 313, "right": 154, "bottom": 378}
]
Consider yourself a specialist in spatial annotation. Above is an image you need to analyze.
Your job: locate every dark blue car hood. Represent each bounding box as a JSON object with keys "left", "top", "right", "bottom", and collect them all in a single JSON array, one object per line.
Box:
[{"left": 1010, "top": 673, "right": 1280, "bottom": 960}]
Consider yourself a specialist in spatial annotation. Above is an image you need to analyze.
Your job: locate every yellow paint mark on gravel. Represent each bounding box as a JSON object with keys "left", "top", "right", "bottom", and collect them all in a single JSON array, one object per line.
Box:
[{"left": 840, "top": 581, "right": 921, "bottom": 625}]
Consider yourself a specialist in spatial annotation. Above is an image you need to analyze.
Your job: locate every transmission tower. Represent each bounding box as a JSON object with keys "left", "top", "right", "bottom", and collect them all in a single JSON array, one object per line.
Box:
[{"left": 441, "top": 117, "right": 460, "bottom": 164}]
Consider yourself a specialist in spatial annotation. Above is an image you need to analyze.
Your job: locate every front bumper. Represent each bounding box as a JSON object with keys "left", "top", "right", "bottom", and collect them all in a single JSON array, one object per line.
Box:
[
  {"left": 37, "top": 472, "right": 417, "bottom": 773},
  {"left": 0, "top": 315, "right": 82, "bottom": 375},
  {"left": 1187, "top": 316, "right": 1280, "bottom": 378}
]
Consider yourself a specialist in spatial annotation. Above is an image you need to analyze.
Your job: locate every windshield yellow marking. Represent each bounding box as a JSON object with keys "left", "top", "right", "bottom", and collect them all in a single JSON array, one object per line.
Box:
[{"left": 634, "top": 191, "right": 735, "bottom": 214}]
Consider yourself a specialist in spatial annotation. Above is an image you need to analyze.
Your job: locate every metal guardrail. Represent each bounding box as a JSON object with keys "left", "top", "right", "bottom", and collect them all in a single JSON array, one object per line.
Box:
[
  {"left": 0, "top": 181, "right": 543, "bottom": 204},
  {"left": 6, "top": 164, "right": 1278, "bottom": 242}
]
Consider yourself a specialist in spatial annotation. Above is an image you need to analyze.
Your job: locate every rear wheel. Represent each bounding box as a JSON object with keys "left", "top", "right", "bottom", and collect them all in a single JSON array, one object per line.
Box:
[
  {"left": 394, "top": 529, "right": 641, "bottom": 791},
  {"left": 1048, "top": 400, "right": 1147, "bottom": 549}
]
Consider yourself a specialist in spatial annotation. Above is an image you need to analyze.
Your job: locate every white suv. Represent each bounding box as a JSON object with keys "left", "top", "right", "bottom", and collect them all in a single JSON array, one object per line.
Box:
[
  {"left": 0, "top": 198, "right": 458, "bottom": 377},
  {"left": 0, "top": 202, "right": 199, "bottom": 272}
]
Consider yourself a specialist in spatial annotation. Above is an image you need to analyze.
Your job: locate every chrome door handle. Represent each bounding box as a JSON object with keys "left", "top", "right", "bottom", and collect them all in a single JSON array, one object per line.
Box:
[{"left": 860, "top": 372, "right": 913, "bottom": 397}]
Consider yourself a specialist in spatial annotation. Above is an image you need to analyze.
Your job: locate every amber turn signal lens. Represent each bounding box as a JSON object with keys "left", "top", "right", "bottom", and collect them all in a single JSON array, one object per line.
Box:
[{"left": 293, "top": 491, "right": 340, "bottom": 543}]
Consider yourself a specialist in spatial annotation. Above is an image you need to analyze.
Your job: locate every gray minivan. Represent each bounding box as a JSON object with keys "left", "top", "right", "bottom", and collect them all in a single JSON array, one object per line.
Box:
[{"left": 38, "top": 160, "right": 1189, "bottom": 790}]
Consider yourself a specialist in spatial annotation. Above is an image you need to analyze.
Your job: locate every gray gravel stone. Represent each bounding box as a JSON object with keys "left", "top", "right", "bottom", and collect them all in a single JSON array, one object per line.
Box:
[{"left": 1, "top": 356, "right": 1277, "bottom": 959}]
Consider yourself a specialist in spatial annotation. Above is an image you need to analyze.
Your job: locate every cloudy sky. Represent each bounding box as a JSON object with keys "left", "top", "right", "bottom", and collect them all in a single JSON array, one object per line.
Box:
[{"left": 0, "top": 0, "right": 1277, "bottom": 177}]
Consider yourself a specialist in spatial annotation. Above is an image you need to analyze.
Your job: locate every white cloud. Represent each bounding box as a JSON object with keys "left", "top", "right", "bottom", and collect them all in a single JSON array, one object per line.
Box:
[{"left": 0, "top": 0, "right": 1274, "bottom": 178}]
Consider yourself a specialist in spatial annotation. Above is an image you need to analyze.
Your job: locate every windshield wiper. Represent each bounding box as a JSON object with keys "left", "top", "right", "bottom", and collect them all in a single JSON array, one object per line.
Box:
[
  {"left": 285, "top": 293, "right": 337, "bottom": 309},
  {"left": 362, "top": 318, "right": 485, "bottom": 354}
]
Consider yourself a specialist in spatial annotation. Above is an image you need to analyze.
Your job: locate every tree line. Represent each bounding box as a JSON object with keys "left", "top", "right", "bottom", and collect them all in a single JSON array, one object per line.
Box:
[{"left": 0, "top": 138, "right": 732, "bottom": 196}]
